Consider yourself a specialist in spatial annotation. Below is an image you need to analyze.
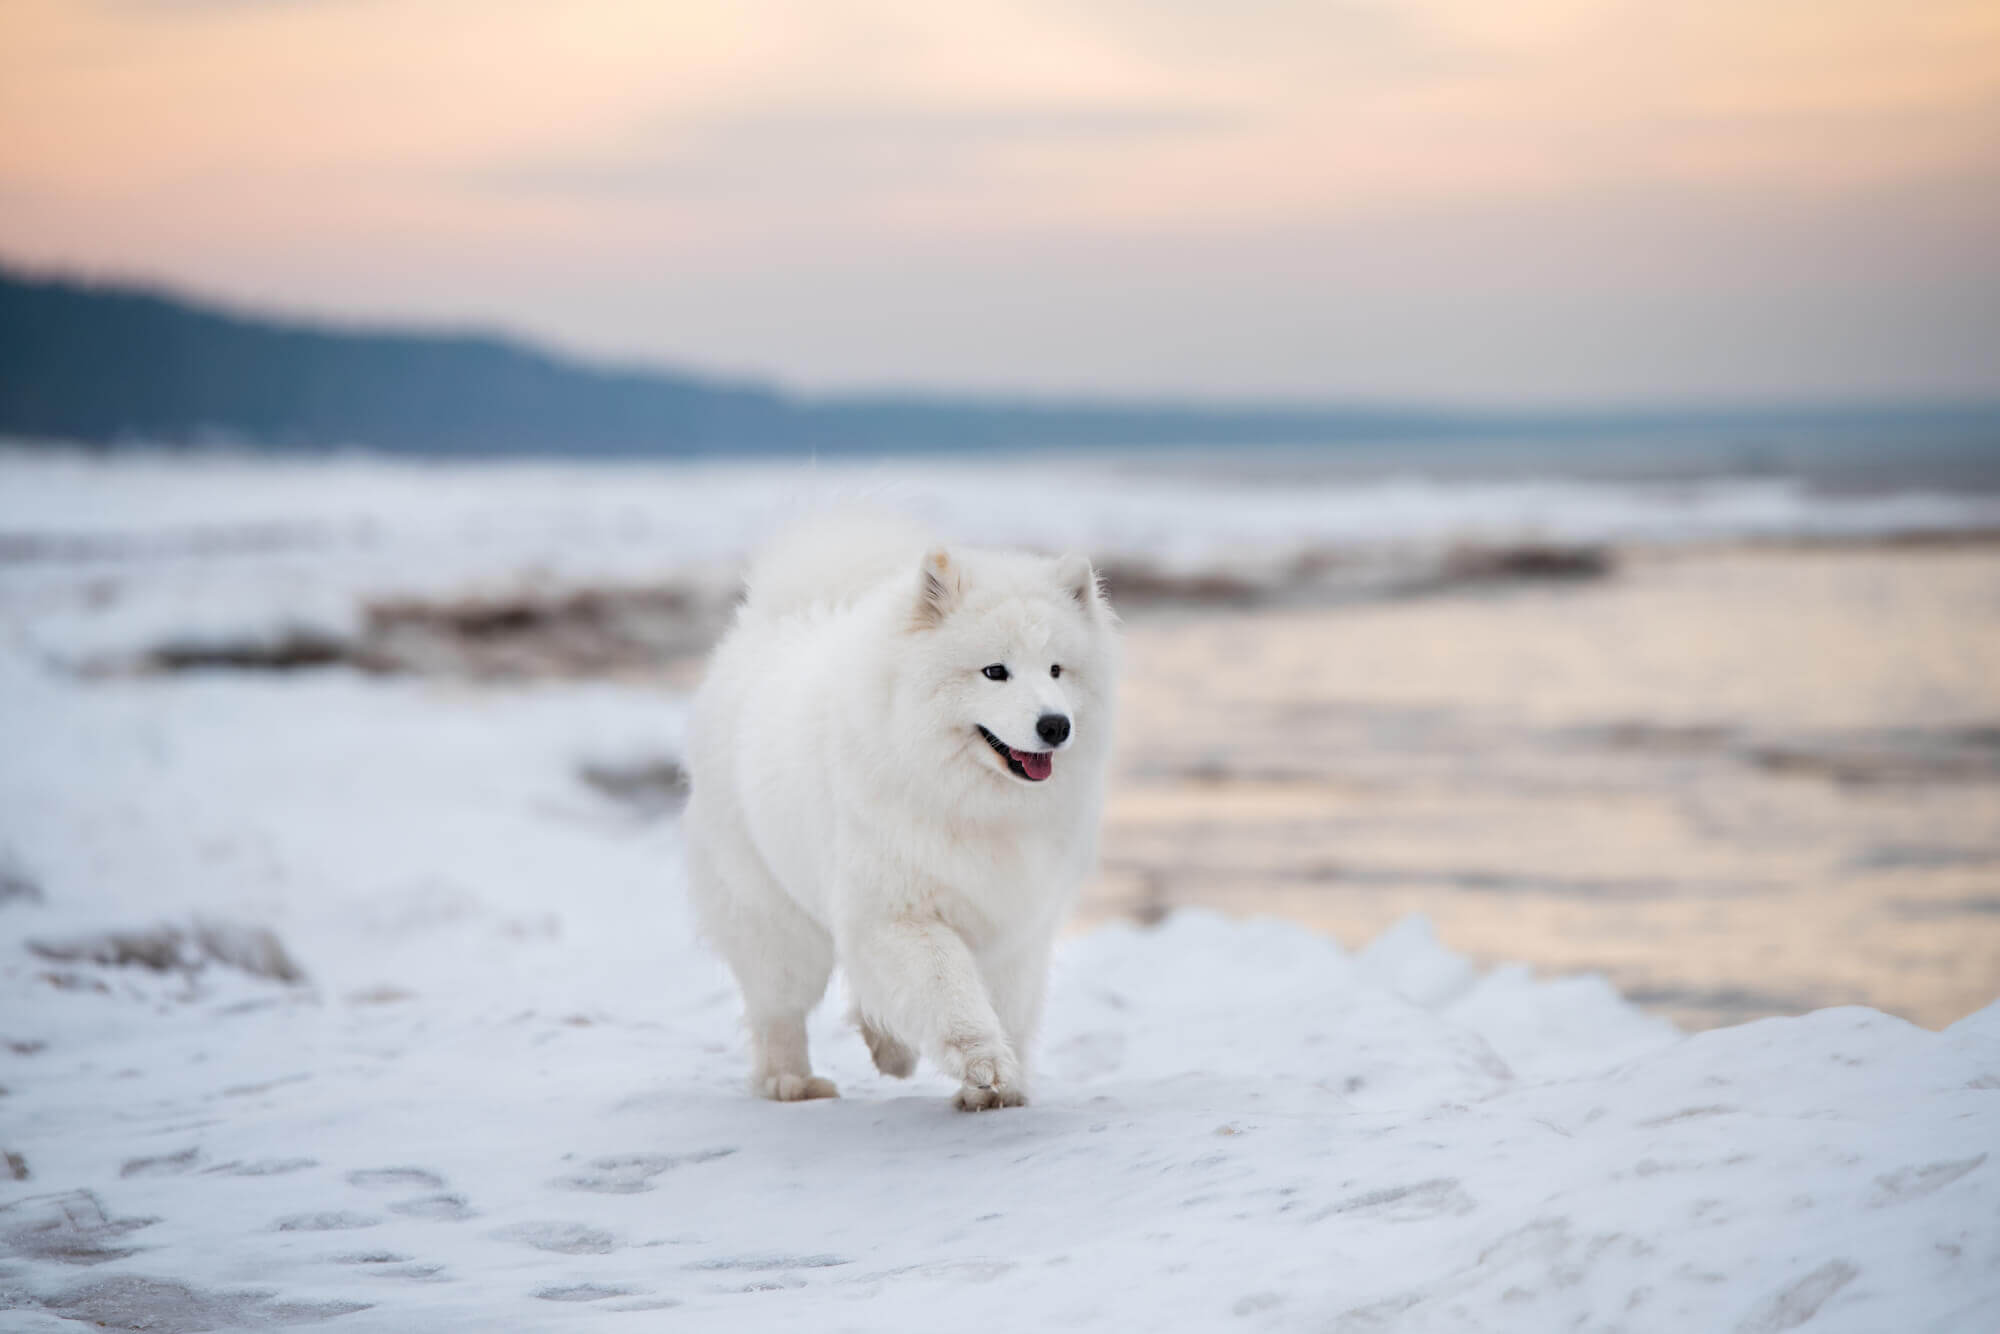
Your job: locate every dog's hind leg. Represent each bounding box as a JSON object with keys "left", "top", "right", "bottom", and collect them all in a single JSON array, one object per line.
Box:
[
  {"left": 685, "top": 798, "right": 838, "bottom": 1101},
  {"left": 747, "top": 1010, "right": 836, "bottom": 1102},
  {"left": 852, "top": 1009, "right": 916, "bottom": 1079}
]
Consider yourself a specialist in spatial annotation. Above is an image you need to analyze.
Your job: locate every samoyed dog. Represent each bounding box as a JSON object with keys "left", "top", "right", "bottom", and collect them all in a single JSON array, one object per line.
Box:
[{"left": 684, "top": 512, "right": 1119, "bottom": 1110}]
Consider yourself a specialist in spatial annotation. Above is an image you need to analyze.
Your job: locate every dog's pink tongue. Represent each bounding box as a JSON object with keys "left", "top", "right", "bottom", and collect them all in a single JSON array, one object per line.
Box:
[{"left": 1014, "top": 749, "right": 1054, "bottom": 782}]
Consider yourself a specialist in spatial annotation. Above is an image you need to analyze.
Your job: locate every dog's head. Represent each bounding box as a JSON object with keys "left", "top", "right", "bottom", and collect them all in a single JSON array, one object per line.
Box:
[{"left": 902, "top": 545, "right": 1118, "bottom": 790}]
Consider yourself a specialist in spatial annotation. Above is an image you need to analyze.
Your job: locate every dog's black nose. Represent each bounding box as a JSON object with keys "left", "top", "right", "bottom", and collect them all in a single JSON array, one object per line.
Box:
[{"left": 1036, "top": 714, "right": 1071, "bottom": 747}]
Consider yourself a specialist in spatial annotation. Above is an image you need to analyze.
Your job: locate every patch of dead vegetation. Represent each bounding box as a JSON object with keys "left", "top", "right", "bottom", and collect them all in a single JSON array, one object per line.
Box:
[
  {"left": 1436, "top": 542, "right": 1612, "bottom": 584},
  {"left": 114, "top": 578, "right": 734, "bottom": 681},
  {"left": 27, "top": 918, "right": 306, "bottom": 985},
  {"left": 104, "top": 543, "right": 1615, "bottom": 681},
  {"left": 1096, "top": 542, "right": 1614, "bottom": 610},
  {"left": 364, "top": 584, "right": 726, "bottom": 677}
]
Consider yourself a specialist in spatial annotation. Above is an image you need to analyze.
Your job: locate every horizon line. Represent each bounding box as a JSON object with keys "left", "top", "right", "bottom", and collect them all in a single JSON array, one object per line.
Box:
[{"left": 6, "top": 255, "right": 2000, "bottom": 427}]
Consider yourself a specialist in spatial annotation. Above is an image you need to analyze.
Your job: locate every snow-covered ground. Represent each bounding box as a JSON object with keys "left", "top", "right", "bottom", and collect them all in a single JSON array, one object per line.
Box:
[{"left": 3, "top": 448, "right": 1999, "bottom": 1330}]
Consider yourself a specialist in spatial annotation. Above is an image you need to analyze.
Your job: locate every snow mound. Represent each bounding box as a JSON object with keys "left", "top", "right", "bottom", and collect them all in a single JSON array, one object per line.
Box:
[{"left": 3, "top": 896, "right": 1994, "bottom": 1331}]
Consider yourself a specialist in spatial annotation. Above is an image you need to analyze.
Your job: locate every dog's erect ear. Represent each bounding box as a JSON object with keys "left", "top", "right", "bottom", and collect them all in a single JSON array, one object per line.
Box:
[
  {"left": 1056, "top": 552, "right": 1101, "bottom": 610},
  {"left": 913, "top": 547, "right": 961, "bottom": 627}
]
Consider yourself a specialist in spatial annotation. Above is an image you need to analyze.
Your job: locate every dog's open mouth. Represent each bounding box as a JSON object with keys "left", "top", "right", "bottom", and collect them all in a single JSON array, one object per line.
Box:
[{"left": 977, "top": 725, "right": 1054, "bottom": 782}]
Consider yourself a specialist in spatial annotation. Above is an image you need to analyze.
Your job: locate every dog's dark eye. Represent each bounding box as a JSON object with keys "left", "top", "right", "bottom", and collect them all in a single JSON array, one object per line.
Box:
[
  {"left": 982, "top": 664, "right": 1009, "bottom": 681},
  {"left": 1050, "top": 664, "right": 1062, "bottom": 679}
]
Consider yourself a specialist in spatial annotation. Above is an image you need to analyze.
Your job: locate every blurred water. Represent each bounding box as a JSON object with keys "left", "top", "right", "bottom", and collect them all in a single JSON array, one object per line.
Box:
[
  {"left": 1088, "top": 543, "right": 2000, "bottom": 1030},
  {"left": 1088, "top": 418, "right": 2000, "bottom": 494}
]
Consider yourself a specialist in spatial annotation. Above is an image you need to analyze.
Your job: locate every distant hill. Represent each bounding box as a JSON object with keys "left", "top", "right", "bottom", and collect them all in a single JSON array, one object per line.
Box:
[
  {"left": 0, "top": 268, "right": 801, "bottom": 455},
  {"left": 2, "top": 264, "right": 1997, "bottom": 459},
  {"left": 0, "top": 266, "right": 1486, "bottom": 455}
]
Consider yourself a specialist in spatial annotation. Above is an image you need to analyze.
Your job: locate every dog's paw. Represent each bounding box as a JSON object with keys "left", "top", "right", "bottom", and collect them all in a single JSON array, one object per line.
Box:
[
  {"left": 860, "top": 1020, "right": 917, "bottom": 1080},
  {"left": 954, "top": 1082, "right": 1029, "bottom": 1112},
  {"left": 936, "top": 1030, "right": 1020, "bottom": 1098},
  {"left": 755, "top": 1073, "right": 839, "bottom": 1102}
]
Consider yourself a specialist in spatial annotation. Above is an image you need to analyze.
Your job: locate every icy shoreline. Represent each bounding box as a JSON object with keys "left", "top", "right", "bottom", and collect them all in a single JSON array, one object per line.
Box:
[{"left": 7, "top": 445, "right": 2000, "bottom": 672}]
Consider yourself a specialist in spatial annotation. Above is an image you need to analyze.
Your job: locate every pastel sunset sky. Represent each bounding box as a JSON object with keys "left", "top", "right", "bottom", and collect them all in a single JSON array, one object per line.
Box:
[{"left": 3, "top": 0, "right": 1997, "bottom": 403}]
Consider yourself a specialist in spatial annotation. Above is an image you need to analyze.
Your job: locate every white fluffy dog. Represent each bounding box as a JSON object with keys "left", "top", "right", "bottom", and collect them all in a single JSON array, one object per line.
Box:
[{"left": 684, "top": 513, "right": 1119, "bottom": 1110}]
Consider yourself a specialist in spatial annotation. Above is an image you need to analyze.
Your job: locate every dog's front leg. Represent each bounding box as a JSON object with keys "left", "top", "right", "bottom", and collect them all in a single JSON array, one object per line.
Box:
[
  {"left": 979, "top": 934, "right": 1053, "bottom": 1099},
  {"left": 840, "top": 912, "right": 1024, "bottom": 1110}
]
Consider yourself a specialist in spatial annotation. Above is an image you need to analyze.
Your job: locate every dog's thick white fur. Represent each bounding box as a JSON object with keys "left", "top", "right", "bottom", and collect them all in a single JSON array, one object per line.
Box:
[{"left": 684, "top": 512, "right": 1118, "bottom": 1111}]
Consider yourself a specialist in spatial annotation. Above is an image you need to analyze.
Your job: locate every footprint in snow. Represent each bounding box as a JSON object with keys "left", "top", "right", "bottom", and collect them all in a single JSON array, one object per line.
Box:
[
  {"left": 274, "top": 1211, "right": 380, "bottom": 1232},
  {"left": 202, "top": 1157, "right": 317, "bottom": 1176},
  {"left": 873, "top": 1259, "right": 1017, "bottom": 1284},
  {"left": 331, "top": 1254, "right": 448, "bottom": 1281},
  {"left": 1735, "top": 1259, "right": 1859, "bottom": 1334},
  {"left": 687, "top": 1254, "right": 850, "bottom": 1272},
  {"left": 34, "top": 1274, "right": 368, "bottom": 1329},
  {"left": 120, "top": 1146, "right": 202, "bottom": 1177},
  {"left": 554, "top": 1148, "right": 737, "bottom": 1194},
  {"left": 388, "top": 1192, "right": 477, "bottom": 1221},
  {"left": 1866, "top": 1155, "right": 1986, "bottom": 1207},
  {"left": 493, "top": 1221, "right": 618, "bottom": 1254},
  {"left": 535, "top": 1283, "right": 638, "bottom": 1302},
  {"left": 347, "top": 1166, "right": 446, "bottom": 1190},
  {"left": 1310, "top": 1178, "right": 1476, "bottom": 1223}
]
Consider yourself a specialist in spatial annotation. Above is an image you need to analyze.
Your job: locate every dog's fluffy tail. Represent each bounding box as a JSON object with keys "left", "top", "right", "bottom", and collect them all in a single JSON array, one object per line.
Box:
[{"left": 740, "top": 508, "right": 931, "bottom": 619}]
